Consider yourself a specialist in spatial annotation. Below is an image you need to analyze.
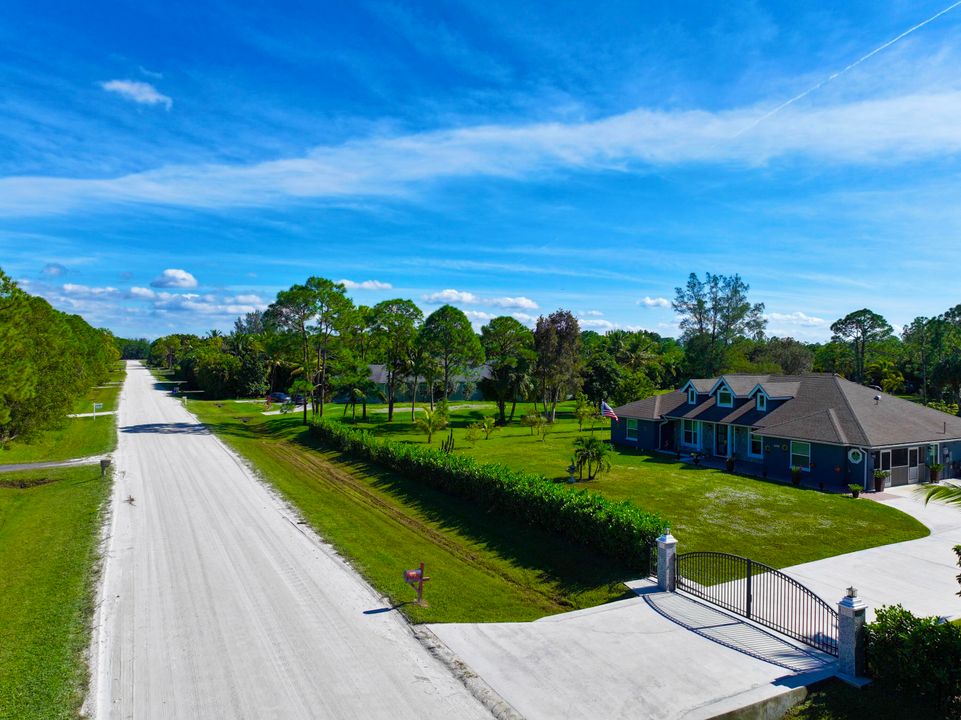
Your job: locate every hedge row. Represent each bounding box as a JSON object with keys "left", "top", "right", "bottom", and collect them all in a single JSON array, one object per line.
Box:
[{"left": 310, "top": 420, "right": 666, "bottom": 571}]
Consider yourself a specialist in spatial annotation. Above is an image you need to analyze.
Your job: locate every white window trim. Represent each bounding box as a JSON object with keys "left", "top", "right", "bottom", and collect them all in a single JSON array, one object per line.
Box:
[
  {"left": 626, "top": 418, "right": 638, "bottom": 441},
  {"left": 748, "top": 431, "right": 764, "bottom": 459},
  {"left": 790, "top": 440, "right": 812, "bottom": 471},
  {"left": 687, "top": 388, "right": 697, "bottom": 405},
  {"left": 756, "top": 394, "right": 767, "bottom": 412},
  {"left": 717, "top": 389, "right": 733, "bottom": 408},
  {"left": 682, "top": 419, "right": 699, "bottom": 447}
]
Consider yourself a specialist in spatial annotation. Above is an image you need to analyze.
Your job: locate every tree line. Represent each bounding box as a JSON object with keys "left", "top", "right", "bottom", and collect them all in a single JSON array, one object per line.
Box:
[
  {"left": 138, "top": 272, "right": 961, "bottom": 421},
  {"left": 0, "top": 269, "right": 120, "bottom": 445}
]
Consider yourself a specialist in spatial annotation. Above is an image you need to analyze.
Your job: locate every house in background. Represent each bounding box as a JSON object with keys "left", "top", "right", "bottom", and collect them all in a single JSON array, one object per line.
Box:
[{"left": 611, "top": 373, "right": 961, "bottom": 489}]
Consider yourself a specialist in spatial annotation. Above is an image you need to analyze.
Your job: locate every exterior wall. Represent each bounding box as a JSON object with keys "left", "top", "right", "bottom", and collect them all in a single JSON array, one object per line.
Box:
[{"left": 610, "top": 418, "right": 659, "bottom": 451}]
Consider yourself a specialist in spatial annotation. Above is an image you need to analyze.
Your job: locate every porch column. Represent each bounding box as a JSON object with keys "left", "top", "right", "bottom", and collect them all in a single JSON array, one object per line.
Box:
[
  {"left": 657, "top": 529, "right": 677, "bottom": 592},
  {"left": 837, "top": 586, "right": 868, "bottom": 683}
]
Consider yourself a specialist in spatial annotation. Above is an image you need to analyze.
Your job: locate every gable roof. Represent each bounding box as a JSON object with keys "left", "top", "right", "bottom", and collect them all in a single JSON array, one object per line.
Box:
[{"left": 614, "top": 373, "right": 961, "bottom": 447}]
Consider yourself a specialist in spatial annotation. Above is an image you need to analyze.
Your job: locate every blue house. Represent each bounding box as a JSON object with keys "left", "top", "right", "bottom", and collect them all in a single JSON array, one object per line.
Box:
[{"left": 611, "top": 373, "right": 961, "bottom": 489}]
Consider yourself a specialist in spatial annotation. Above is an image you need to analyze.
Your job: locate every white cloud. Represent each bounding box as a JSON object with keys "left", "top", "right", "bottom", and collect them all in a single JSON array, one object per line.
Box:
[
  {"left": 764, "top": 311, "right": 827, "bottom": 327},
  {"left": 580, "top": 310, "right": 604, "bottom": 317},
  {"left": 128, "top": 286, "right": 156, "bottom": 299},
  {"left": 464, "top": 310, "right": 495, "bottom": 322},
  {"left": 150, "top": 268, "right": 197, "bottom": 288},
  {"left": 511, "top": 312, "right": 537, "bottom": 325},
  {"left": 423, "top": 288, "right": 480, "bottom": 304},
  {"left": 338, "top": 279, "right": 392, "bottom": 290},
  {"left": 579, "top": 318, "right": 616, "bottom": 329},
  {"left": 41, "top": 262, "right": 66, "bottom": 276},
  {"left": 489, "top": 296, "right": 538, "bottom": 310},
  {"left": 230, "top": 293, "right": 263, "bottom": 304},
  {"left": 100, "top": 80, "right": 172, "bottom": 110},
  {"left": 638, "top": 296, "right": 671, "bottom": 308},
  {"left": 10, "top": 86, "right": 961, "bottom": 216},
  {"left": 62, "top": 283, "right": 118, "bottom": 296}
]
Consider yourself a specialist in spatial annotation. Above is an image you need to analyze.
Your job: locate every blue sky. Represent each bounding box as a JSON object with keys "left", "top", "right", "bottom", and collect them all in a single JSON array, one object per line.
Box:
[{"left": 3, "top": 1, "right": 961, "bottom": 340}]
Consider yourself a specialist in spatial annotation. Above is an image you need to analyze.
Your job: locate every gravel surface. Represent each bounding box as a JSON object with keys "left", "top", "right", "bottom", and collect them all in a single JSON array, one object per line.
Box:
[{"left": 88, "top": 361, "right": 490, "bottom": 719}]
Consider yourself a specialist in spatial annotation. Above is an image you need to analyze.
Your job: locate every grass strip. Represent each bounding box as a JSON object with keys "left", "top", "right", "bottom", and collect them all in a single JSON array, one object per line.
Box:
[{"left": 0, "top": 466, "right": 110, "bottom": 719}]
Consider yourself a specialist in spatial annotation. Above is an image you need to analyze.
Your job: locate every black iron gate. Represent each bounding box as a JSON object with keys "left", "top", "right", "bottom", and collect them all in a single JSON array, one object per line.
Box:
[{"left": 675, "top": 551, "right": 838, "bottom": 656}]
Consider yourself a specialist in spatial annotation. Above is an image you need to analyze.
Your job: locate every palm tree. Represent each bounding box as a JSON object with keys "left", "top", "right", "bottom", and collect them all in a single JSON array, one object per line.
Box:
[
  {"left": 481, "top": 416, "right": 499, "bottom": 440},
  {"left": 920, "top": 481, "right": 961, "bottom": 507},
  {"left": 573, "top": 436, "right": 613, "bottom": 481},
  {"left": 415, "top": 407, "right": 447, "bottom": 444}
]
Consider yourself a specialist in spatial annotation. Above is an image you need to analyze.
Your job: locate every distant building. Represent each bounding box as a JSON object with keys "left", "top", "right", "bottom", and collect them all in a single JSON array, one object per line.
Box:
[
  {"left": 611, "top": 373, "right": 961, "bottom": 489},
  {"left": 364, "top": 364, "right": 491, "bottom": 402}
]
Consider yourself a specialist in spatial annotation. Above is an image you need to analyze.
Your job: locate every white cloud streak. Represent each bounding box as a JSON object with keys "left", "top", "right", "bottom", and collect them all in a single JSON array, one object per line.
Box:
[
  {"left": 7, "top": 89, "right": 961, "bottom": 216},
  {"left": 338, "top": 278, "right": 393, "bottom": 290},
  {"left": 100, "top": 79, "right": 173, "bottom": 110},
  {"left": 423, "top": 288, "right": 479, "bottom": 304},
  {"left": 765, "top": 311, "right": 828, "bottom": 327}
]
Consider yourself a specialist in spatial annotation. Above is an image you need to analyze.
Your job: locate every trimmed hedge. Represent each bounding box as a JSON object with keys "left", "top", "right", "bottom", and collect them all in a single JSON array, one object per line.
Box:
[{"left": 310, "top": 419, "right": 666, "bottom": 571}]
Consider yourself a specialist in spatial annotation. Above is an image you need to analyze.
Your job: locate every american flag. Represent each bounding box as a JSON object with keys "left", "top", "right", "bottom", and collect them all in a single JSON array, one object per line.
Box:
[{"left": 601, "top": 401, "right": 619, "bottom": 422}]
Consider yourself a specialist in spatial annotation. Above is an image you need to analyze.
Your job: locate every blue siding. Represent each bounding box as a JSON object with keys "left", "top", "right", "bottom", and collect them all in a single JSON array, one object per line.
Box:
[{"left": 611, "top": 418, "right": 658, "bottom": 451}]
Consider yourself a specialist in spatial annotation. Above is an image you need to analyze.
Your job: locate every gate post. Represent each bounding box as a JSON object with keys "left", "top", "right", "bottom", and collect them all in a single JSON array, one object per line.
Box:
[
  {"left": 837, "top": 587, "right": 868, "bottom": 682},
  {"left": 657, "top": 529, "right": 677, "bottom": 592}
]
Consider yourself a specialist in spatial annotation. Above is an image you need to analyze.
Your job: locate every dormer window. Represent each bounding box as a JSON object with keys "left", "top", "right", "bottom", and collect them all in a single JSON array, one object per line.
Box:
[
  {"left": 687, "top": 388, "right": 697, "bottom": 405},
  {"left": 757, "top": 394, "right": 767, "bottom": 412},
  {"left": 717, "top": 389, "right": 733, "bottom": 408}
]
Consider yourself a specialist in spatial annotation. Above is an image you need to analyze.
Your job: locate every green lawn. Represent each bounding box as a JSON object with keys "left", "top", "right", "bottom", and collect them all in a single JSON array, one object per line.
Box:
[
  {"left": 294, "top": 399, "right": 928, "bottom": 569},
  {"left": 0, "top": 365, "right": 124, "bottom": 465},
  {"left": 191, "top": 399, "right": 636, "bottom": 624},
  {"left": 0, "top": 415, "right": 116, "bottom": 464},
  {"left": 0, "top": 466, "right": 110, "bottom": 719}
]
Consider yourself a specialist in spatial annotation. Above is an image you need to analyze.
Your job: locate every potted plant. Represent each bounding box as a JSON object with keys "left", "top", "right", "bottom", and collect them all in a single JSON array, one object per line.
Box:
[
  {"left": 873, "top": 469, "right": 889, "bottom": 493},
  {"left": 929, "top": 462, "right": 944, "bottom": 484},
  {"left": 790, "top": 465, "right": 802, "bottom": 486},
  {"left": 690, "top": 451, "right": 702, "bottom": 466},
  {"left": 848, "top": 483, "right": 862, "bottom": 498},
  {"left": 725, "top": 454, "right": 736, "bottom": 473}
]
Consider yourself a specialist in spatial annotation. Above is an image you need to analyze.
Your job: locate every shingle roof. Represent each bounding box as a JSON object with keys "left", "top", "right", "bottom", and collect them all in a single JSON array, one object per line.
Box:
[{"left": 615, "top": 373, "right": 961, "bottom": 448}]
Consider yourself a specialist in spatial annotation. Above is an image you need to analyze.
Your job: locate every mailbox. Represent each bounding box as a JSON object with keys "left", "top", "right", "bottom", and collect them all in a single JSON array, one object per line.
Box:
[{"left": 403, "top": 562, "right": 430, "bottom": 605}]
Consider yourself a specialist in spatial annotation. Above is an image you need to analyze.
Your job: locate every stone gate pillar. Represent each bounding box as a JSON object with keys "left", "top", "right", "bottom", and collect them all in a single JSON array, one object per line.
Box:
[
  {"left": 838, "top": 586, "right": 868, "bottom": 682},
  {"left": 657, "top": 529, "right": 677, "bottom": 592}
]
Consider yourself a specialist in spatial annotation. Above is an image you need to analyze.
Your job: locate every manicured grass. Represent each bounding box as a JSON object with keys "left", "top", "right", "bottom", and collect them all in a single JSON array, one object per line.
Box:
[
  {"left": 304, "top": 400, "right": 928, "bottom": 569},
  {"left": 191, "top": 399, "right": 636, "bottom": 624},
  {"left": 0, "top": 466, "right": 110, "bottom": 719},
  {"left": 0, "top": 415, "right": 116, "bottom": 464},
  {"left": 0, "top": 365, "right": 124, "bottom": 464},
  {"left": 784, "top": 679, "right": 946, "bottom": 720}
]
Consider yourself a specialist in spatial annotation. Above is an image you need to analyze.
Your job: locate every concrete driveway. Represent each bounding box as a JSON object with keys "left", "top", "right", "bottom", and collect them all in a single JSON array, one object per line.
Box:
[
  {"left": 430, "top": 580, "right": 835, "bottom": 720},
  {"left": 783, "top": 485, "right": 961, "bottom": 621}
]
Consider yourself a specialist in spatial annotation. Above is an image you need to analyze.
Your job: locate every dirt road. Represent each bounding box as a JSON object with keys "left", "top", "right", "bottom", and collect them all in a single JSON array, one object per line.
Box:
[{"left": 89, "top": 362, "right": 489, "bottom": 719}]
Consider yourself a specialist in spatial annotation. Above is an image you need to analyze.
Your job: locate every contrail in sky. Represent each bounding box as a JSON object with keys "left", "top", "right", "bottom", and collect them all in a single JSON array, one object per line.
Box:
[{"left": 735, "top": 0, "right": 961, "bottom": 136}]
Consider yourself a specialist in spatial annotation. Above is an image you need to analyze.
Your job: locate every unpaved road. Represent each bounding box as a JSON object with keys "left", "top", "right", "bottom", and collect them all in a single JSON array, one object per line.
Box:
[{"left": 90, "top": 362, "right": 489, "bottom": 719}]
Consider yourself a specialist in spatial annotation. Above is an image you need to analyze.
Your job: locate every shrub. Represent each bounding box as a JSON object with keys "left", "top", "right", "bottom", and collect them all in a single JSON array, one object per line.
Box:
[
  {"left": 310, "top": 419, "right": 666, "bottom": 571},
  {"left": 790, "top": 465, "right": 802, "bottom": 486},
  {"left": 848, "top": 483, "right": 862, "bottom": 498},
  {"left": 866, "top": 604, "right": 961, "bottom": 709}
]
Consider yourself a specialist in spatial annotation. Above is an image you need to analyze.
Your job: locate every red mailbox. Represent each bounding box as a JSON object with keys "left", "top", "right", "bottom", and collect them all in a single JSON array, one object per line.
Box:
[{"left": 403, "top": 562, "right": 430, "bottom": 605}]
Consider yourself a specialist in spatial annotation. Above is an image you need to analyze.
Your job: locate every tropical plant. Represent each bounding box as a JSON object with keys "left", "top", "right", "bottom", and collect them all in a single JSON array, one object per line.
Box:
[
  {"left": 573, "top": 436, "right": 613, "bottom": 481},
  {"left": 480, "top": 416, "right": 499, "bottom": 440},
  {"left": 848, "top": 483, "right": 862, "bottom": 498},
  {"left": 521, "top": 413, "right": 543, "bottom": 436},
  {"left": 790, "top": 465, "right": 803, "bottom": 486},
  {"left": 920, "top": 480, "right": 961, "bottom": 507},
  {"left": 874, "top": 468, "right": 890, "bottom": 493},
  {"left": 465, "top": 423, "right": 482, "bottom": 445},
  {"left": 414, "top": 407, "right": 447, "bottom": 444},
  {"left": 573, "top": 394, "right": 593, "bottom": 431}
]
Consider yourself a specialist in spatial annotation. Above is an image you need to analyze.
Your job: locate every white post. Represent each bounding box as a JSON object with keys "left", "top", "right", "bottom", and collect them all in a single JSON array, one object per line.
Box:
[
  {"left": 657, "top": 529, "right": 677, "bottom": 592},
  {"left": 837, "top": 586, "right": 868, "bottom": 683}
]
